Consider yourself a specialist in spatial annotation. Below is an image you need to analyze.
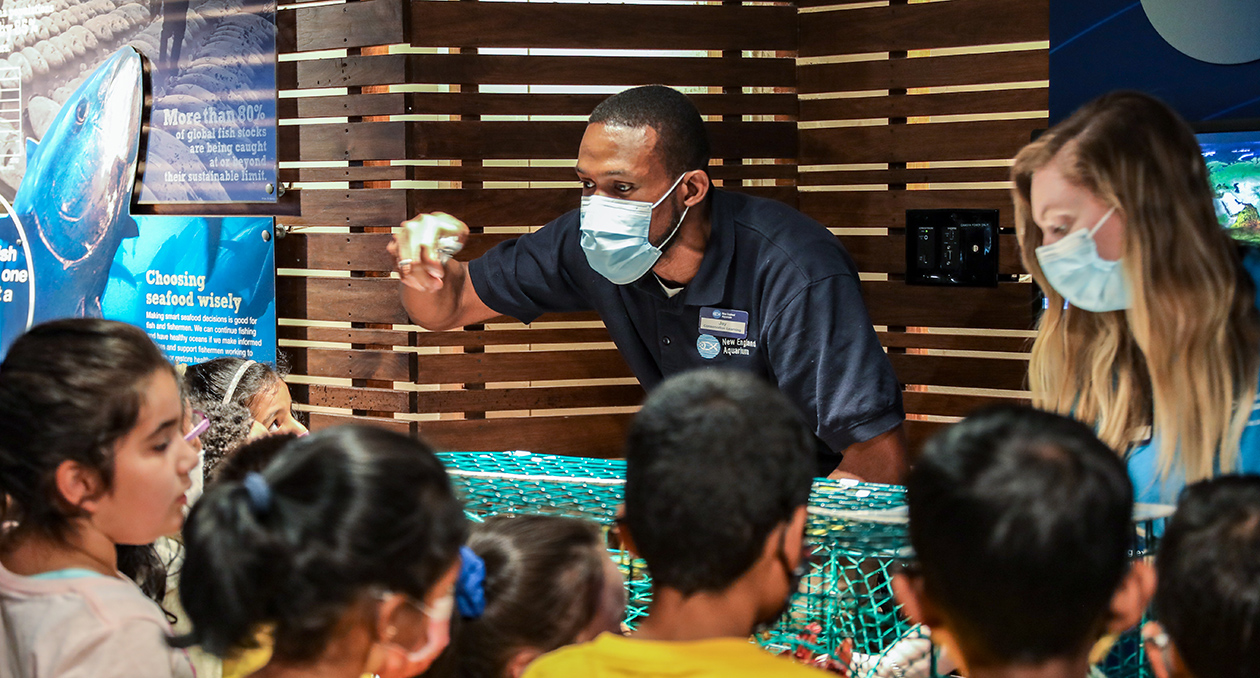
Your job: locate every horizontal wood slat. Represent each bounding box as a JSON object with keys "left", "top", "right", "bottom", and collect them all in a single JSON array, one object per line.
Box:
[
  {"left": 419, "top": 413, "right": 633, "bottom": 458},
  {"left": 799, "top": 0, "right": 1049, "bottom": 57},
  {"left": 878, "top": 331, "right": 1030, "bottom": 354},
  {"left": 302, "top": 348, "right": 411, "bottom": 381},
  {"left": 800, "top": 89, "right": 1048, "bottom": 121},
  {"left": 864, "top": 281, "right": 1035, "bottom": 330},
  {"left": 798, "top": 49, "right": 1047, "bottom": 94},
  {"left": 902, "top": 391, "right": 1028, "bottom": 418},
  {"left": 307, "top": 384, "right": 409, "bottom": 412},
  {"left": 801, "top": 165, "right": 1012, "bottom": 187},
  {"left": 414, "top": 349, "right": 634, "bottom": 384},
  {"left": 800, "top": 119, "right": 1044, "bottom": 165},
  {"left": 276, "top": 275, "right": 1034, "bottom": 329},
  {"left": 840, "top": 233, "right": 1023, "bottom": 275},
  {"left": 280, "top": 163, "right": 797, "bottom": 186},
  {"left": 802, "top": 190, "right": 1016, "bottom": 230},
  {"left": 416, "top": 384, "right": 644, "bottom": 413},
  {"left": 282, "top": 54, "right": 795, "bottom": 91},
  {"left": 890, "top": 353, "right": 1027, "bottom": 390},
  {"left": 410, "top": 1, "right": 797, "bottom": 51},
  {"left": 291, "top": 0, "right": 404, "bottom": 53},
  {"left": 284, "top": 189, "right": 408, "bottom": 227},
  {"left": 308, "top": 412, "right": 413, "bottom": 436},
  {"left": 280, "top": 325, "right": 413, "bottom": 347}
]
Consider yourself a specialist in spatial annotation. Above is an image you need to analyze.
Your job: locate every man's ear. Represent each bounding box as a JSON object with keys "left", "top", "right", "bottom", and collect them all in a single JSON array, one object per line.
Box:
[
  {"left": 55, "top": 460, "right": 104, "bottom": 514},
  {"left": 1106, "top": 561, "right": 1156, "bottom": 635},
  {"left": 781, "top": 505, "right": 809, "bottom": 570},
  {"left": 506, "top": 647, "right": 543, "bottom": 678},
  {"left": 681, "top": 169, "right": 710, "bottom": 207}
]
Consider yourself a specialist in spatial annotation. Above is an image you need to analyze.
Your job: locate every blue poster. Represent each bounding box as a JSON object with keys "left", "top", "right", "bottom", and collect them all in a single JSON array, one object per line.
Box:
[
  {"left": 0, "top": 28, "right": 276, "bottom": 362},
  {"left": 137, "top": 0, "right": 278, "bottom": 203}
]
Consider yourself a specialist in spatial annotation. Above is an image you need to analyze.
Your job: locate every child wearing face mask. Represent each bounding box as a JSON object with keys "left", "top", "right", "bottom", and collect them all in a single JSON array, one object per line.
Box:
[
  {"left": 175, "top": 425, "right": 468, "bottom": 678},
  {"left": 523, "top": 369, "right": 827, "bottom": 678},
  {"left": 1013, "top": 90, "right": 1260, "bottom": 506},
  {"left": 0, "top": 319, "right": 199, "bottom": 678}
]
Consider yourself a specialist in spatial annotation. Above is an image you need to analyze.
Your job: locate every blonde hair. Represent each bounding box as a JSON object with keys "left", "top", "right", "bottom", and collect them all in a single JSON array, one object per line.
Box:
[{"left": 1012, "top": 91, "right": 1260, "bottom": 483}]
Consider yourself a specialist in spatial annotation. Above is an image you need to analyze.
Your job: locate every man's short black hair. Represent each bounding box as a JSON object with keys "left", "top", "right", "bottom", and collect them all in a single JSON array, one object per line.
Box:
[
  {"left": 907, "top": 406, "right": 1133, "bottom": 665},
  {"left": 1155, "top": 475, "right": 1260, "bottom": 678},
  {"left": 589, "top": 85, "right": 710, "bottom": 177},
  {"left": 623, "top": 369, "right": 815, "bottom": 596}
]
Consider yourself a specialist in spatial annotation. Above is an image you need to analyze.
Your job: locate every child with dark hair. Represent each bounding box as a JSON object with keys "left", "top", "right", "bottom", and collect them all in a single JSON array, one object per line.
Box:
[
  {"left": 893, "top": 406, "right": 1154, "bottom": 678},
  {"left": 0, "top": 319, "right": 198, "bottom": 677},
  {"left": 524, "top": 369, "right": 824, "bottom": 678},
  {"left": 176, "top": 425, "right": 468, "bottom": 678},
  {"left": 1142, "top": 475, "right": 1260, "bottom": 678},
  {"left": 435, "top": 514, "right": 626, "bottom": 678}
]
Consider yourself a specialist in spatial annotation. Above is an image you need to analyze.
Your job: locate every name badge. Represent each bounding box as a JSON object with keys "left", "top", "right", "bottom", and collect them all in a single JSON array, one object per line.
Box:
[{"left": 699, "top": 307, "right": 748, "bottom": 339}]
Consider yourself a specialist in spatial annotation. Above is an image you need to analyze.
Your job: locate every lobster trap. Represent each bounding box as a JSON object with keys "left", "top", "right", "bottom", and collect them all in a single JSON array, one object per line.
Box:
[{"left": 439, "top": 451, "right": 1166, "bottom": 678}]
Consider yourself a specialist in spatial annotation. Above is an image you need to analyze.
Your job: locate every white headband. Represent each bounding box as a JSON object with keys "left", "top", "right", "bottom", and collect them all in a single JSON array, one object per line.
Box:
[{"left": 222, "top": 360, "right": 256, "bottom": 404}]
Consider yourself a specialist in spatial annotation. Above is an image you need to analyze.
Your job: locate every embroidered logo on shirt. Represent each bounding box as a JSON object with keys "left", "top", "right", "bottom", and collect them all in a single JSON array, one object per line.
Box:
[{"left": 697, "top": 334, "right": 721, "bottom": 359}]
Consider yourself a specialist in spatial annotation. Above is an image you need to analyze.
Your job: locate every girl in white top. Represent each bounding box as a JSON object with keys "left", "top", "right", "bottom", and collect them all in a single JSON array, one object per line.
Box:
[{"left": 0, "top": 318, "right": 198, "bottom": 678}]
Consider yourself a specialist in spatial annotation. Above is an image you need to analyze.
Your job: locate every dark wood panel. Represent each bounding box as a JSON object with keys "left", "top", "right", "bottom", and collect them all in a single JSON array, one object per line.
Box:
[
  {"left": 801, "top": 189, "right": 1016, "bottom": 229},
  {"left": 905, "top": 419, "right": 948, "bottom": 456},
  {"left": 404, "top": 92, "right": 797, "bottom": 118},
  {"left": 902, "top": 391, "right": 1029, "bottom": 418},
  {"left": 308, "top": 411, "right": 413, "bottom": 436},
  {"left": 303, "top": 348, "right": 412, "bottom": 381},
  {"left": 287, "top": 93, "right": 409, "bottom": 120},
  {"left": 411, "top": 1, "right": 796, "bottom": 51},
  {"left": 801, "top": 165, "right": 1012, "bottom": 186},
  {"left": 800, "top": 119, "right": 1044, "bottom": 165},
  {"left": 280, "top": 165, "right": 410, "bottom": 184},
  {"left": 280, "top": 162, "right": 796, "bottom": 186},
  {"left": 799, "top": 49, "right": 1047, "bottom": 94},
  {"left": 308, "top": 384, "right": 410, "bottom": 412},
  {"left": 277, "top": 276, "right": 411, "bottom": 324},
  {"left": 890, "top": 353, "right": 1027, "bottom": 390},
  {"left": 297, "top": 122, "right": 407, "bottom": 162},
  {"left": 799, "top": 0, "right": 1050, "bottom": 57},
  {"left": 415, "top": 384, "right": 645, "bottom": 413},
  {"left": 863, "top": 281, "right": 1035, "bottom": 330},
  {"left": 287, "top": 54, "right": 795, "bottom": 90},
  {"left": 800, "top": 89, "right": 1048, "bottom": 121},
  {"left": 878, "top": 331, "right": 1030, "bottom": 354},
  {"left": 419, "top": 413, "right": 634, "bottom": 458},
  {"left": 414, "top": 349, "right": 634, "bottom": 384},
  {"left": 279, "top": 325, "right": 413, "bottom": 347},
  {"left": 408, "top": 120, "right": 797, "bottom": 161},
  {"left": 286, "top": 189, "right": 408, "bottom": 227},
  {"left": 411, "top": 328, "right": 615, "bottom": 348},
  {"left": 840, "top": 234, "right": 1024, "bottom": 275},
  {"left": 292, "top": 0, "right": 405, "bottom": 52}
]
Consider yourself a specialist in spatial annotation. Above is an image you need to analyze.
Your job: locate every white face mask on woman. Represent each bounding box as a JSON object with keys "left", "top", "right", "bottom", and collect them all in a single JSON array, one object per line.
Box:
[
  {"left": 579, "top": 173, "right": 689, "bottom": 285},
  {"left": 1035, "top": 206, "right": 1130, "bottom": 312}
]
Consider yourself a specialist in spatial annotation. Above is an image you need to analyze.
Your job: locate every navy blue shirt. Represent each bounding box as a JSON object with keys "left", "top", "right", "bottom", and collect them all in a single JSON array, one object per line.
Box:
[{"left": 469, "top": 189, "right": 904, "bottom": 464}]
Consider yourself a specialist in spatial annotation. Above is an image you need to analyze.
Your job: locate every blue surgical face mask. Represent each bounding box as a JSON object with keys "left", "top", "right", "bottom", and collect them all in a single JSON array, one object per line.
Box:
[
  {"left": 1035, "top": 206, "right": 1130, "bottom": 313},
  {"left": 580, "top": 174, "right": 690, "bottom": 285}
]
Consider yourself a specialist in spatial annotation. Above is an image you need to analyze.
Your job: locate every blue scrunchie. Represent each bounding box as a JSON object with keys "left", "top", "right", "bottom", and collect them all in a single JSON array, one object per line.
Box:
[
  {"left": 456, "top": 545, "right": 486, "bottom": 619},
  {"left": 242, "top": 472, "right": 272, "bottom": 515}
]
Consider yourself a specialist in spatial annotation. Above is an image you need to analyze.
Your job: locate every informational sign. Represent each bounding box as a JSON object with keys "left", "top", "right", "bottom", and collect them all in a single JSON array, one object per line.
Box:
[
  {"left": 0, "top": 5, "right": 278, "bottom": 362},
  {"left": 137, "top": 0, "right": 278, "bottom": 203}
]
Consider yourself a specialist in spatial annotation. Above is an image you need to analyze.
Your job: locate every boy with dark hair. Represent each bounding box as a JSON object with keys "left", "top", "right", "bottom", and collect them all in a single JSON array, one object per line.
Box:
[
  {"left": 1143, "top": 475, "right": 1260, "bottom": 678},
  {"left": 523, "top": 369, "right": 828, "bottom": 677},
  {"left": 893, "top": 406, "right": 1154, "bottom": 678}
]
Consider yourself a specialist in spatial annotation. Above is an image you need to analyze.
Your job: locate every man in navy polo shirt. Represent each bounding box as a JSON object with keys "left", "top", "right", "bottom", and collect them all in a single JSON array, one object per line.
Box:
[{"left": 389, "top": 85, "right": 907, "bottom": 482}]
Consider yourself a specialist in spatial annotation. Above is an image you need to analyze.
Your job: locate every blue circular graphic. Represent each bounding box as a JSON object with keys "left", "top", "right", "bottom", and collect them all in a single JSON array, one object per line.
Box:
[
  {"left": 711, "top": 309, "right": 722, "bottom": 318},
  {"left": 1142, "top": 0, "right": 1260, "bottom": 65},
  {"left": 697, "top": 334, "right": 721, "bottom": 359}
]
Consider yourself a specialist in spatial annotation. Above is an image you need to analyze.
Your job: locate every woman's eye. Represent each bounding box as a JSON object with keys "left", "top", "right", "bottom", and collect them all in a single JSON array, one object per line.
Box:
[{"left": 269, "top": 421, "right": 280, "bottom": 432}]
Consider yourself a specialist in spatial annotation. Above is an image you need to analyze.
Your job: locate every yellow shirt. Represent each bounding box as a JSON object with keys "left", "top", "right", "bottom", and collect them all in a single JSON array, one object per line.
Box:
[{"left": 522, "top": 633, "right": 831, "bottom": 678}]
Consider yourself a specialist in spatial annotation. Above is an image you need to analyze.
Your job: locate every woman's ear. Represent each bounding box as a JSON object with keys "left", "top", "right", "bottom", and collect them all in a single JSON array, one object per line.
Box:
[
  {"left": 1106, "top": 561, "right": 1156, "bottom": 635},
  {"left": 507, "top": 647, "right": 543, "bottom": 678},
  {"left": 55, "top": 459, "right": 103, "bottom": 513}
]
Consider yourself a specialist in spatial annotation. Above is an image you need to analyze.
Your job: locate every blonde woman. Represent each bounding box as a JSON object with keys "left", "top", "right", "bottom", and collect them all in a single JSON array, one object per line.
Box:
[{"left": 1013, "top": 90, "right": 1260, "bottom": 505}]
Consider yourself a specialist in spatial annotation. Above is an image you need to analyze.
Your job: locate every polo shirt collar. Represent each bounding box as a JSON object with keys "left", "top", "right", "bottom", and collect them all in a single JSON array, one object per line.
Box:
[{"left": 680, "top": 189, "right": 734, "bottom": 306}]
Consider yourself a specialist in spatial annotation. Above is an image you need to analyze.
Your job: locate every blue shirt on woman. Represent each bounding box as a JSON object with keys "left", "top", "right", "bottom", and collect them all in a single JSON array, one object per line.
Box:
[{"left": 1126, "top": 249, "right": 1260, "bottom": 505}]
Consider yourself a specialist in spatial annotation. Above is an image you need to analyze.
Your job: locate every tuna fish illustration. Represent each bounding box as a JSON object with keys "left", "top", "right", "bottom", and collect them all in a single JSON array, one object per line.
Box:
[{"left": 0, "top": 45, "right": 144, "bottom": 353}]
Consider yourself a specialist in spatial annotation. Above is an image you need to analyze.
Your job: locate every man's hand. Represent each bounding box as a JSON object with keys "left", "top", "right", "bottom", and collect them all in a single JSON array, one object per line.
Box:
[{"left": 390, "top": 212, "right": 469, "bottom": 293}]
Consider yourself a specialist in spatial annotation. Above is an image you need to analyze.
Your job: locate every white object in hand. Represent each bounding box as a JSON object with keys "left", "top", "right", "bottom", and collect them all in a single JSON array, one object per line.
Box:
[{"left": 396, "top": 213, "right": 465, "bottom": 265}]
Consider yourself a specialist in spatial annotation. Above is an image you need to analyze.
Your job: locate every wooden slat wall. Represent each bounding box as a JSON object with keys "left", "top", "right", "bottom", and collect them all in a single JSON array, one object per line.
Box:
[
  {"left": 797, "top": 0, "right": 1046, "bottom": 449},
  {"left": 275, "top": 0, "right": 797, "bottom": 457},
  {"left": 275, "top": 0, "right": 1044, "bottom": 459}
]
